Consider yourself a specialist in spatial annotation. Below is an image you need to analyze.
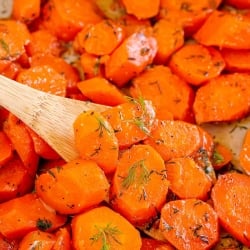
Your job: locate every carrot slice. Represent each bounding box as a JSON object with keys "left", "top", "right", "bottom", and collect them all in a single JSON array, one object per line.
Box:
[
  {"left": 194, "top": 10, "right": 250, "bottom": 49},
  {"left": 169, "top": 43, "right": 225, "bottom": 86},
  {"left": 239, "top": 129, "right": 250, "bottom": 175},
  {"left": 77, "top": 77, "right": 127, "bottom": 106},
  {"left": 141, "top": 238, "right": 175, "bottom": 250},
  {"left": 193, "top": 73, "right": 250, "bottom": 124},
  {"left": 105, "top": 30, "right": 157, "bottom": 87},
  {"left": 102, "top": 98, "right": 156, "bottom": 149},
  {"left": 144, "top": 119, "right": 202, "bottom": 161},
  {"left": 73, "top": 111, "right": 119, "bottom": 173},
  {"left": 0, "top": 131, "right": 12, "bottom": 166},
  {"left": 160, "top": 199, "right": 219, "bottom": 250},
  {"left": 165, "top": 157, "right": 212, "bottom": 200},
  {"left": 130, "top": 65, "right": 194, "bottom": 121},
  {"left": 53, "top": 227, "right": 71, "bottom": 250},
  {"left": 110, "top": 144, "right": 169, "bottom": 225},
  {"left": 0, "top": 61, "right": 22, "bottom": 80},
  {"left": 0, "top": 234, "right": 19, "bottom": 250},
  {"left": 0, "top": 193, "right": 67, "bottom": 239},
  {"left": 35, "top": 159, "right": 110, "bottom": 214},
  {"left": 211, "top": 172, "right": 250, "bottom": 247},
  {"left": 71, "top": 206, "right": 142, "bottom": 250}
]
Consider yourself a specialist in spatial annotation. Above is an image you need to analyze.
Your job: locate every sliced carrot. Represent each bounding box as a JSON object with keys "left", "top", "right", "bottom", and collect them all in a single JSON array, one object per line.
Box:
[
  {"left": 0, "top": 61, "right": 22, "bottom": 80},
  {"left": 105, "top": 30, "right": 157, "bottom": 87},
  {"left": 165, "top": 157, "right": 212, "bottom": 200},
  {"left": 16, "top": 65, "right": 67, "bottom": 96},
  {"left": 35, "top": 158, "right": 110, "bottom": 214},
  {"left": 144, "top": 119, "right": 202, "bottom": 161},
  {"left": 211, "top": 172, "right": 250, "bottom": 247},
  {"left": 169, "top": 43, "right": 225, "bottom": 86},
  {"left": 0, "top": 234, "right": 19, "bottom": 250},
  {"left": 53, "top": 227, "right": 71, "bottom": 250},
  {"left": 194, "top": 10, "right": 250, "bottom": 49},
  {"left": 73, "top": 111, "right": 119, "bottom": 173},
  {"left": 0, "top": 131, "right": 13, "bottom": 166},
  {"left": 0, "top": 107, "right": 9, "bottom": 129},
  {"left": 225, "top": 0, "right": 250, "bottom": 8},
  {"left": 12, "top": 0, "right": 40, "bottom": 24},
  {"left": 141, "top": 238, "right": 175, "bottom": 250},
  {"left": 160, "top": 199, "right": 219, "bottom": 250},
  {"left": 110, "top": 144, "right": 169, "bottom": 225},
  {"left": 121, "top": 0, "right": 160, "bottom": 19},
  {"left": 153, "top": 19, "right": 184, "bottom": 64},
  {"left": 130, "top": 65, "right": 195, "bottom": 121},
  {"left": 102, "top": 98, "right": 156, "bottom": 149},
  {"left": 74, "top": 19, "right": 125, "bottom": 56},
  {"left": 71, "top": 206, "right": 142, "bottom": 250},
  {"left": 77, "top": 77, "right": 127, "bottom": 106},
  {"left": 0, "top": 193, "right": 67, "bottom": 239},
  {"left": 18, "top": 230, "right": 56, "bottom": 250},
  {"left": 193, "top": 73, "right": 250, "bottom": 124},
  {"left": 239, "top": 129, "right": 250, "bottom": 175}
]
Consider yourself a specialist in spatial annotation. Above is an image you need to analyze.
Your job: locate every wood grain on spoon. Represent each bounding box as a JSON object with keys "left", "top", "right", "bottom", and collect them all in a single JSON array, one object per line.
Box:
[{"left": 0, "top": 75, "right": 109, "bottom": 161}]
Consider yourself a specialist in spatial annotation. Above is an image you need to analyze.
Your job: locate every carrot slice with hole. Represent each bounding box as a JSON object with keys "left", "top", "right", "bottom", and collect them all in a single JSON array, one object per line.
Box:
[
  {"left": 160, "top": 199, "right": 219, "bottom": 250},
  {"left": 0, "top": 131, "right": 12, "bottom": 166}
]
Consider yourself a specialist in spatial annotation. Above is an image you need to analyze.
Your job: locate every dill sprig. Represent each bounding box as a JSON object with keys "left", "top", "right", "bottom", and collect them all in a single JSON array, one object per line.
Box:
[{"left": 95, "top": 116, "right": 111, "bottom": 137}]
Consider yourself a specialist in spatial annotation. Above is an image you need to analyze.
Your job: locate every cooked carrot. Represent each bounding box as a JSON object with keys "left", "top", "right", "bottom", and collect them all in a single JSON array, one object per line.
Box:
[
  {"left": 239, "top": 129, "right": 250, "bottom": 175},
  {"left": 193, "top": 73, "right": 250, "bottom": 124},
  {"left": 0, "top": 107, "right": 9, "bottom": 129},
  {"left": 152, "top": 19, "right": 184, "bottom": 64},
  {"left": 41, "top": 0, "right": 102, "bottom": 41},
  {"left": 169, "top": 43, "right": 225, "bottom": 86},
  {"left": 110, "top": 144, "right": 169, "bottom": 225},
  {"left": 194, "top": 10, "right": 250, "bottom": 49},
  {"left": 220, "top": 48, "right": 250, "bottom": 73},
  {"left": 211, "top": 172, "right": 250, "bottom": 247},
  {"left": 53, "top": 227, "right": 71, "bottom": 250},
  {"left": 16, "top": 65, "right": 67, "bottom": 96},
  {"left": 121, "top": 0, "right": 160, "bottom": 19},
  {"left": 35, "top": 158, "right": 110, "bottom": 214},
  {"left": 141, "top": 238, "right": 175, "bottom": 250},
  {"left": 12, "top": 0, "right": 40, "bottom": 24},
  {"left": 165, "top": 157, "right": 212, "bottom": 200},
  {"left": 74, "top": 19, "right": 125, "bottom": 56},
  {"left": 18, "top": 230, "right": 56, "bottom": 250},
  {"left": 212, "top": 142, "right": 233, "bottom": 170},
  {"left": 0, "top": 234, "right": 19, "bottom": 250},
  {"left": 26, "top": 29, "right": 63, "bottom": 57},
  {"left": 160, "top": 199, "right": 219, "bottom": 250},
  {"left": 102, "top": 98, "right": 156, "bottom": 149},
  {"left": 0, "top": 20, "right": 30, "bottom": 61},
  {"left": 71, "top": 206, "right": 142, "bottom": 249},
  {"left": 0, "top": 59, "right": 11, "bottom": 73},
  {"left": 105, "top": 30, "right": 157, "bottom": 87},
  {"left": 130, "top": 65, "right": 195, "bottom": 121},
  {"left": 224, "top": 0, "right": 250, "bottom": 9},
  {"left": 77, "top": 77, "right": 127, "bottom": 106},
  {"left": 0, "top": 131, "right": 13, "bottom": 166},
  {"left": 73, "top": 111, "right": 118, "bottom": 173},
  {"left": 144, "top": 119, "right": 202, "bottom": 161},
  {"left": 0, "top": 193, "right": 67, "bottom": 239}
]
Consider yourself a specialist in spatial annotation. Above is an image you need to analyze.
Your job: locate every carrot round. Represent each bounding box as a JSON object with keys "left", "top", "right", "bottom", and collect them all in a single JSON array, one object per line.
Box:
[
  {"left": 193, "top": 73, "right": 250, "bottom": 124},
  {"left": 71, "top": 206, "right": 142, "bottom": 250},
  {"left": 211, "top": 172, "right": 250, "bottom": 247},
  {"left": 110, "top": 144, "right": 169, "bottom": 225},
  {"left": 0, "top": 131, "right": 12, "bottom": 166},
  {"left": 73, "top": 111, "right": 119, "bottom": 173},
  {"left": 35, "top": 158, "right": 109, "bottom": 214},
  {"left": 160, "top": 199, "right": 219, "bottom": 250},
  {"left": 130, "top": 65, "right": 194, "bottom": 121},
  {"left": 169, "top": 43, "right": 225, "bottom": 86}
]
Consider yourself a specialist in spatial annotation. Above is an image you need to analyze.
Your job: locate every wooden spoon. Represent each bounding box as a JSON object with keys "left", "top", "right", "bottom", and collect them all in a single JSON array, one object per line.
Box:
[{"left": 0, "top": 75, "right": 109, "bottom": 162}]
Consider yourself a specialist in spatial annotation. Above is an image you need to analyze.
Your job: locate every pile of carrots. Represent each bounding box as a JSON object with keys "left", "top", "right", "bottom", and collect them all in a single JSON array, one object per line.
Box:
[{"left": 1, "top": 0, "right": 250, "bottom": 249}]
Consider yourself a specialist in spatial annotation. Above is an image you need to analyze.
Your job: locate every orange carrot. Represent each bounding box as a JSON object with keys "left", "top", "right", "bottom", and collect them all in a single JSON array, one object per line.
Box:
[
  {"left": 225, "top": 0, "right": 250, "bottom": 8},
  {"left": 73, "top": 111, "right": 119, "bottom": 173},
  {"left": 144, "top": 119, "right": 202, "bottom": 161},
  {"left": 239, "top": 129, "right": 250, "bottom": 175},
  {"left": 105, "top": 30, "right": 157, "bottom": 87},
  {"left": 193, "top": 73, "right": 250, "bottom": 124},
  {"left": 110, "top": 144, "right": 169, "bottom": 225},
  {"left": 12, "top": 0, "right": 40, "bottom": 24},
  {"left": 0, "top": 131, "right": 13, "bottom": 166},
  {"left": 16, "top": 65, "right": 67, "bottom": 96},
  {"left": 0, "top": 234, "right": 19, "bottom": 250},
  {"left": 71, "top": 206, "right": 142, "bottom": 250},
  {"left": 165, "top": 157, "right": 212, "bottom": 200},
  {"left": 194, "top": 10, "right": 250, "bottom": 49},
  {"left": 141, "top": 238, "right": 175, "bottom": 250},
  {"left": 169, "top": 43, "right": 225, "bottom": 86},
  {"left": 121, "top": 0, "right": 160, "bottom": 19},
  {"left": 53, "top": 227, "right": 71, "bottom": 250},
  {"left": 0, "top": 61, "right": 22, "bottom": 80},
  {"left": 35, "top": 158, "right": 110, "bottom": 214},
  {"left": 77, "top": 77, "right": 127, "bottom": 106},
  {"left": 211, "top": 172, "right": 250, "bottom": 247},
  {"left": 0, "top": 193, "right": 67, "bottom": 239},
  {"left": 152, "top": 19, "right": 184, "bottom": 64},
  {"left": 130, "top": 65, "right": 195, "bottom": 121},
  {"left": 0, "top": 107, "right": 9, "bottom": 129},
  {"left": 160, "top": 199, "right": 219, "bottom": 250},
  {"left": 102, "top": 98, "right": 156, "bottom": 149}
]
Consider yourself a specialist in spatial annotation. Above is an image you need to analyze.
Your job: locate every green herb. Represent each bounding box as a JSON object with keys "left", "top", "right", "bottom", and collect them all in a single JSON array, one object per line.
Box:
[
  {"left": 93, "top": 58, "right": 101, "bottom": 76},
  {"left": 212, "top": 149, "right": 224, "bottom": 164},
  {"left": 0, "top": 39, "right": 9, "bottom": 54},
  {"left": 95, "top": 116, "right": 111, "bottom": 137},
  {"left": 36, "top": 218, "right": 52, "bottom": 231},
  {"left": 132, "top": 117, "right": 150, "bottom": 134}
]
